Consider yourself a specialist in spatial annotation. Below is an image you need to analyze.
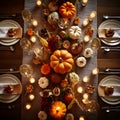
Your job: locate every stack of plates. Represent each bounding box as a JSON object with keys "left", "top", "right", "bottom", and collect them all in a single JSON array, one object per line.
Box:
[
  {"left": 0, "top": 74, "right": 22, "bottom": 103},
  {"left": 0, "top": 19, "right": 22, "bottom": 46},
  {"left": 98, "top": 75, "right": 120, "bottom": 105},
  {"left": 98, "top": 19, "right": 120, "bottom": 46}
]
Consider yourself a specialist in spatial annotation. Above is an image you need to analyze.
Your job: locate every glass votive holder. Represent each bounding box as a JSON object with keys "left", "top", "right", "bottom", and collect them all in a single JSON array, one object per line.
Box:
[
  {"left": 89, "top": 11, "right": 96, "bottom": 21},
  {"left": 29, "top": 77, "right": 36, "bottom": 84},
  {"left": 81, "top": 0, "right": 88, "bottom": 6},
  {"left": 83, "top": 76, "right": 89, "bottom": 83},
  {"left": 30, "top": 36, "right": 37, "bottom": 43},
  {"left": 82, "top": 98, "right": 90, "bottom": 104},
  {"left": 82, "top": 18, "right": 89, "bottom": 27},
  {"left": 36, "top": 0, "right": 42, "bottom": 6},
  {"left": 90, "top": 38, "right": 101, "bottom": 50},
  {"left": 84, "top": 35, "right": 90, "bottom": 43},
  {"left": 31, "top": 19, "right": 38, "bottom": 27},
  {"left": 28, "top": 94, "right": 35, "bottom": 101},
  {"left": 77, "top": 86, "right": 83, "bottom": 93},
  {"left": 25, "top": 103, "right": 31, "bottom": 110}
]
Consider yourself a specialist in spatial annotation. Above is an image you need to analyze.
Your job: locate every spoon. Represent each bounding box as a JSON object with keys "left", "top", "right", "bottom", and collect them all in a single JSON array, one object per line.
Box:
[{"left": 104, "top": 48, "right": 120, "bottom": 52}]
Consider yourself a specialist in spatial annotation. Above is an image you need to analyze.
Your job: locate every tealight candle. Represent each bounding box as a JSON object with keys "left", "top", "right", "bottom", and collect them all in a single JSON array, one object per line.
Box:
[
  {"left": 82, "top": 18, "right": 89, "bottom": 27},
  {"left": 83, "top": 93, "right": 89, "bottom": 99},
  {"left": 89, "top": 11, "right": 96, "bottom": 21},
  {"left": 36, "top": 0, "right": 42, "bottom": 6},
  {"left": 92, "top": 68, "right": 99, "bottom": 75},
  {"left": 25, "top": 103, "right": 31, "bottom": 110},
  {"left": 28, "top": 94, "right": 35, "bottom": 101},
  {"left": 29, "top": 77, "right": 35, "bottom": 84},
  {"left": 77, "top": 86, "right": 83, "bottom": 93},
  {"left": 81, "top": 0, "right": 88, "bottom": 6},
  {"left": 84, "top": 35, "right": 90, "bottom": 43},
  {"left": 83, "top": 76, "right": 89, "bottom": 83},
  {"left": 32, "top": 19, "right": 38, "bottom": 27},
  {"left": 30, "top": 36, "right": 37, "bottom": 43},
  {"left": 79, "top": 116, "right": 85, "bottom": 120}
]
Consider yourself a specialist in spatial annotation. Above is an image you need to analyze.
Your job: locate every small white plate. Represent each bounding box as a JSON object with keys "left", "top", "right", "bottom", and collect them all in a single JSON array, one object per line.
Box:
[
  {"left": 98, "top": 75, "right": 120, "bottom": 105},
  {"left": 0, "top": 74, "right": 22, "bottom": 103},
  {"left": 98, "top": 19, "right": 120, "bottom": 46},
  {"left": 0, "top": 19, "right": 22, "bottom": 46}
]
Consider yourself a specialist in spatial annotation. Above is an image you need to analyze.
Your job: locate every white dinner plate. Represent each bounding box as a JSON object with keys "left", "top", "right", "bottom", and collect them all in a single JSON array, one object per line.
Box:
[
  {"left": 98, "top": 75, "right": 120, "bottom": 105},
  {"left": 98, "top": 19, "right": 120, "bottom": 46},
  {"left": 0, "top": 74, "right": 22, "bottom": 103},
  {"left": 0, "top": 19, "right": 22, "bottom": 46}
]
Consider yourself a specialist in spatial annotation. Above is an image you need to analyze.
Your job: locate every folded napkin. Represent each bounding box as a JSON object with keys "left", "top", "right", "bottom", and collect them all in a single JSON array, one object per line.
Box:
[
  {"left": 0, "top": 83, "right": 21, "bottom": 94},
  {"left": 0, "top": 27, "right": 22, "bottom": 38},
  {"left": 99, "top": 28, "right": 120, "bottom": 38},
  {"left": 99, "top": 85, "right": 120, "bottom": 97}
]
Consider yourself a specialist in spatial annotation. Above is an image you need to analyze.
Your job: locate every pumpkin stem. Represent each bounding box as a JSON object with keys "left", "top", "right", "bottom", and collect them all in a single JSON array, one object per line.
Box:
[{"left": 59, "top": 57, "right": 63, "bottom": 63}]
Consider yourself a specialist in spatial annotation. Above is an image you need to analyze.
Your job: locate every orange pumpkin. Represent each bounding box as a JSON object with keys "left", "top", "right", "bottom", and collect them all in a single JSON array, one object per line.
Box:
[
  {"left": 49, "top": 101, "right": 67, "bottom": 119},
  {"left": 59, "top": 2, "right": 76, "bottom": 18},
  {"left": 26, "top": 28, "right": 34, "bottom": 36},
  {"left": 50, "top": 50, "right": 74, "bottom": 74},
  {"left": 40, "top": 63, "right": 51, "bottom": 75}
]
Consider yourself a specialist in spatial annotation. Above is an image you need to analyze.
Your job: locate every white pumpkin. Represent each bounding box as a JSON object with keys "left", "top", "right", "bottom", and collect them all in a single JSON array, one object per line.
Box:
[
  {"left": 68, "top": 26, "right": 82, "bottom": 40},
  {"left": 38, "top": 77, "right": 49, "bottom": 89},
  {"left": 83, "top": 48, "right": 93, "bottom": 58},
  {"left": 76, "top": 56, "right": 86, "bottom": 67},
  {"left": 47, "top": 12, "right": 59, "bottom": 25}
]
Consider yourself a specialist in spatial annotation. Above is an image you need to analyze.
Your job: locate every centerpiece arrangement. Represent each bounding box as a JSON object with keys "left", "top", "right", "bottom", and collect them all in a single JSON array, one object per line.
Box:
[{"left": 21, "top": 0, "right": 100, "bottom": 119}]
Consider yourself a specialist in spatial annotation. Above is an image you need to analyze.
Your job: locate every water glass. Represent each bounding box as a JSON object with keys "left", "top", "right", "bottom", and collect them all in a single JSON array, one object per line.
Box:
[{"left": 22, "top": 9, "right": 32, "bottom": 22}]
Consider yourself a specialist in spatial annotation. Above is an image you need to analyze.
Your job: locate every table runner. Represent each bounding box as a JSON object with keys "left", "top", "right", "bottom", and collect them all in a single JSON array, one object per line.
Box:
[{"left": 22, "top": 0, "right": 98, "bottom": 120}]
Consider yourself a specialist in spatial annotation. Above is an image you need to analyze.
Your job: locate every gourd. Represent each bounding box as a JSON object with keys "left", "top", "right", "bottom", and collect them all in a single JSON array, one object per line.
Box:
[
  {"left": 50, "top": 49, "right": 74, "bottom": 74},
  {"left": 49, "top": 101, "right": 67, "bottom": 119},
  {"left": 68, "top": 26, "right": 82, "bottom": 40},
  {"left": 59, "top": 2, "right": 76, "bottom": 18}
]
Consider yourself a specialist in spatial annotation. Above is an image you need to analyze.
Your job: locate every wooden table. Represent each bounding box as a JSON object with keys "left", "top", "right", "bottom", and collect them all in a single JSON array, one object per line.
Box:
[{"left": 0, "top": 0, "right": 120, "bottom": 120}]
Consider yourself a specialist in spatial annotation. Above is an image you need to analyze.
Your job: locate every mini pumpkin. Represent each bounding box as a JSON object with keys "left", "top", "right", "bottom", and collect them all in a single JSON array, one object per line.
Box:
[
  {"left": 49, "top": 101, "right": 67, "bottom": 119},
  {"left": 59, "top": 2, "right": 76, "bottom": 18},
  {"left": 50, "top": 49, "right": 74, "bottom": 74},
  {"left": 68, "top": 26, "right": 82, "bottom": 40}
]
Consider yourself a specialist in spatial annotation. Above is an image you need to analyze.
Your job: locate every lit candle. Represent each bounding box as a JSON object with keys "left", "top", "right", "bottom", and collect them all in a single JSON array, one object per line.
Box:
[
  {"left": 30, "top": 36, "right": 37, "bottom": 43},
  {"left": 28, "top": 94, "right": 35, "bottom": 101},
  {"left": 29, "top": 77, "right": 36, "bottom": 84},
  {"left": 81, "top": 0, "right": 88, "bottom": 6},
  {"left": 82, "top": 18, "right": 89, "bottom": 27},
  {"left": 83, "top": 76, "right": 89, "bottom": 83},
  {"left": 32, "top": 19, "right": 38, "bottom": 27},
  {"left": 36, "top": 0, "right": 42, "bottom": 6},
  {"left": 77, "top": 86, "right": 83, "bottom": 93},
  {"left": 25, "top": 103, "right": 31, "bottom": 110},
  {"left": 92, "top": 68, "right": 99, "bottom": 75},
  {"left": 84, "top": 35, "right": 90, "bottom": 43},
  {"left": 79, "top": 116, "right": 85, "bottom": 120},
  {"left": 83, "top": 93, "right": 89, "bottom": 99},
  {"left": 82, "top": 98, "right": 89, "bottom": 104},
  {"left": 89, "top": 11, "right": 96, "bottom": 21}
]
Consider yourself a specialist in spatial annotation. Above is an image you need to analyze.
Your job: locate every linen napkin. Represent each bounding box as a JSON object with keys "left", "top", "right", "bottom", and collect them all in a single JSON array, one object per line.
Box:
[
  {"left": 0, "top": 83, "right": 21, "bottom": 94},
  {"left": 0, "top": 27, "right": 22, "bottom": 38}
]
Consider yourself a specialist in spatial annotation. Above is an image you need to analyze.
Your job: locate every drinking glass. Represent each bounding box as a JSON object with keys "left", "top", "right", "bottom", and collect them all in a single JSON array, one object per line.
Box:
[
  {"left": 90, "top": 38, "right": 101, "bottom": 50},
  {"left": 19, "top": 64, "right": 33, "bottom": 78},
  {"left": 22, "top": 9, "right": 32, "bottom": 22},
  {"left": 20, "top": 37, "right": 32, "bottom": 54},
  {"left": 58, "top": 18, "right": 70, "bottom": 29}
]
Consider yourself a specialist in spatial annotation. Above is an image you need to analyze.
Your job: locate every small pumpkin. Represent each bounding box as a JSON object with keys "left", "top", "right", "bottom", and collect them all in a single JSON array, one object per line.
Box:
[
  {"left": 49, "top": 101, "right": 67, "bottom": 119},
  {"left": 59, "top": 2, "right": 76, "bottom": 18},
  {"left": 40, "top": 63, "right": 51, "bottom": 75},
  {"left": 64, "top": 92, "right": 74, "bottom": 104},
  {"left": 26, "top": 28, "right": 34, "bottom": 36},
  {"left": 68, "top": 26, "right": 82, "bottom": 40},
  {"left": 50, "top": 49, "right": 74, "bottom": 74}
]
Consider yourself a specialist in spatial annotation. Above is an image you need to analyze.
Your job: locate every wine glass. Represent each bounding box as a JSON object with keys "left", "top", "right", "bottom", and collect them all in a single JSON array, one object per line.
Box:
[
  {"left": 90, "top": 38, "right": 101, "bottom": 50},
  {"left": 19, "top": 64, "right": 33, "bottom": 78},
  {"left": 58, "top": 18, "right": 70, "bottom": 29},
  {"left": 22, "top": 9, "right": 32, "bottom": 22},
  {"left": 20, "top": 37, "right": 32, "bottom": 55}
]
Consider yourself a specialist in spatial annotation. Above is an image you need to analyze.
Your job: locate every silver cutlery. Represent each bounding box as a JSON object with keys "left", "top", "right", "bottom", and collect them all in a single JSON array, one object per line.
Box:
[
  {"left": 99, "top": 71, "right": 120, "bottom": 75},
  {"left": 102, "top": 106, "right": 120, "bottom": 112},
  {"left": 0, "top": 46, "right": 15, "bottom": 52},
  {"left": 105, "top": 68, "right": 120, "bottom": 72},
  {"left": 0, "top": 68, "right": 19, "bottom": 73},
  {"left": 103, "top": 15, "right": 120, "bottom": 19},
  {"left": 104, "top": 48, "right": 120, "bottom": 52}
]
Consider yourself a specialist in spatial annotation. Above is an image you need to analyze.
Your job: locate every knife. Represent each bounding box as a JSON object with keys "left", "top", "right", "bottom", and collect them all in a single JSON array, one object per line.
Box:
[{"left": 103, "top": 15, "right": 120, "bottom": 19}]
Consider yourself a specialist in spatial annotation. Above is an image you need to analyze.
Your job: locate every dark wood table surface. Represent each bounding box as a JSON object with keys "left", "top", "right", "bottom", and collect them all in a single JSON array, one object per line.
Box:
[{"left": 0, "top": 0, "right": 120, "bottom": 120}]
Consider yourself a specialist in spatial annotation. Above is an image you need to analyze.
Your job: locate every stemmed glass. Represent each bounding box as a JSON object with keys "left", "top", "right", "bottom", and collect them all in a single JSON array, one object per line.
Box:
[
  {"left": 20, "top": 37, "right": 32, "bottom": 55},
  {"left": 90, "top": 38, "right": 101, "bottom": 50},
  {"left": 22, "top": 9, "right": 32, "bottom": 23},
  {"left": 19, "top": 64, "right": 33, "bottom": 78}
]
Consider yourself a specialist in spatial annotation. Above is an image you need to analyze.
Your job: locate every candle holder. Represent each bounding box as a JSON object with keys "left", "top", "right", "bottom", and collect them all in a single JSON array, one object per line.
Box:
[{"left": 81, "top": 0, "right": 88, "bottom": 6}]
